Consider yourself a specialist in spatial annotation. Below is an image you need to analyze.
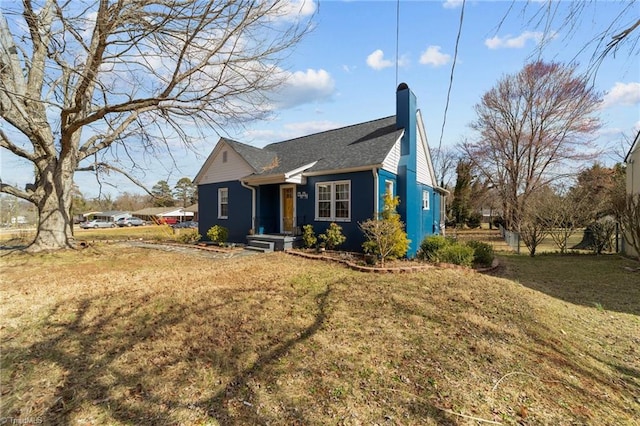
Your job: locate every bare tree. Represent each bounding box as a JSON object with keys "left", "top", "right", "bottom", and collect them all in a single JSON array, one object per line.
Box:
[
  {"left": 519, "top": 189, "right": 550, "bottom": 257},
  {"left": 0, "top": 0, "right": 313, "bottom": 251},
  {"left": 538, "top": 184, "right": 591, "bottom": 253},
  {"left": 432, "top": 145, "right": 459, "bottom": 188},
  {"left": 461, "top": 61, "right": 601, "bottom": 232},
  {"left": 499, "top": 1, "right": 639, "bottom": 76}
]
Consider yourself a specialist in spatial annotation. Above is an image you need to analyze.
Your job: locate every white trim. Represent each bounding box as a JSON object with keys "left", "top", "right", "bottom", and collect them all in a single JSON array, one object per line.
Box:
[
  {"left": 280, "top": 184, "right": 296, "bottom": 234},
  {"left": 304, "top": 165, "right": 381, "bottom": 177},
  {"left": 385, "top": 180, "right": 394, "bottom": 196},
  {"left": 315, "top": 180, "right": 351, "bottom": 222},
  {"left": 373, "top": 169, "right": 379, "bottom": 214},
  {"left": 240, "top": 181, "right": 256, "bottom": 232},
  {"left": 195, "top": 139, "right": 254, "bottom": 185},
  {"left": 218, "top": 187, "right": 228, "bottom": 219},
  {"left": 285, "top": 161, "right": 318, "bottom": 179}
]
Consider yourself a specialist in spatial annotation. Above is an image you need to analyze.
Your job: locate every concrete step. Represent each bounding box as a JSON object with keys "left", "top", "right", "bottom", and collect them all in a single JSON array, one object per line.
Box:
[{"left": 246, "top": 239, "right": 275, "bottom": 253}]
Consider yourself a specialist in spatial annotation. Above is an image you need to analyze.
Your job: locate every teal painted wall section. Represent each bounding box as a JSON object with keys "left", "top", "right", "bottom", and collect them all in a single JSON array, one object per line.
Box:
[{"left": 396, "top": 84, "right": 420, "bottom": 257}]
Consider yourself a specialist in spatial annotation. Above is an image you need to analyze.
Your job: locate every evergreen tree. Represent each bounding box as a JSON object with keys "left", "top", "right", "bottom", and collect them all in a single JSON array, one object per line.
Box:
[{"left": 151, "top": 180, "right": 175, "bottom": 207}]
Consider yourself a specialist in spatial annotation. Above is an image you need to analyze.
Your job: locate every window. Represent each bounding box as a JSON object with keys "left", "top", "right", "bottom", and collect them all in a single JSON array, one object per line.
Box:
[
  {"left": 422, "top": 190, "right": 430, "bottom": 210},
  {"left": 222, "top": 151, "right": 228, "bottom": 163},
  {"left": 385, "top": 180, "right": 393, "bottom": 196},
  {"left": 218, "top": 188, "right": 228, "bottom": 219},
  {"left": 315, "top": 180, "right": 351, "bottom": 221}
]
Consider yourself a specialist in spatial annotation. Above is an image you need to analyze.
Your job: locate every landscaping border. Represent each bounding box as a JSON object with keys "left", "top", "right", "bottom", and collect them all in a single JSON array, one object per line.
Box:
[{"left": 286, "top": 249, "right": 500, "bottom": 274}]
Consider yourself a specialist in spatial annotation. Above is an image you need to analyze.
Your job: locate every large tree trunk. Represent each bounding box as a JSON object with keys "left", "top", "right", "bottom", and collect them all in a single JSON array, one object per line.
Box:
[{"left": 27, "top": 159, "right": 77, "bottom": 252}]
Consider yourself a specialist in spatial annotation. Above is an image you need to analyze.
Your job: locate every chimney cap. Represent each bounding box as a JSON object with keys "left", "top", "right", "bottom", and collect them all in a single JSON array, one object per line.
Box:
[{"left": 397, "top": 82, "right": 409, "bottom": 91}]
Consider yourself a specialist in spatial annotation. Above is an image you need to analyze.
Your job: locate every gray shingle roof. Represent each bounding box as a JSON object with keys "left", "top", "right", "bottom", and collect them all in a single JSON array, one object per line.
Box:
[
  {"left": 243, "top": 116, "right": 402, "bottom": 176},
  {"left": 223, "top": 138, "right": 278, "bottom": 172}
]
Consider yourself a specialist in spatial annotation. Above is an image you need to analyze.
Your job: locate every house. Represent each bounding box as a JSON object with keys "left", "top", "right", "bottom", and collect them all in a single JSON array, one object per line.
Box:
[
  {"left": 86, "top": 210, "right": 130, "bottom": 223},
  {"left": 622, "top": 130, "right": 639, "bottom": 259},
  {"left": 132, "top": 207, "right": 194, "bottom": 225},
  {"left": 194, "top": 83, "right": 447, "bottom": 257}
]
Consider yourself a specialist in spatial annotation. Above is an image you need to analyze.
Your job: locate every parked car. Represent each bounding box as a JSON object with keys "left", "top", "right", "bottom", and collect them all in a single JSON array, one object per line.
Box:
[
  {"left": 80, "top": 220, "right": 116, "bottom": 229},
  {"left": 115, "top": 217, "right": 146, "bottom": 227},
  {"left": 171, "top": 220, "right": 198, "bottom": 229}
]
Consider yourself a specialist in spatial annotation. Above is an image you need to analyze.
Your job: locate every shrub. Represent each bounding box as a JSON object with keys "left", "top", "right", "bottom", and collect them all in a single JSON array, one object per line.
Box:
[
  {"left": 207, "top": 225, "right": 228, "bottom": 245},
  {"left": 417, "top": 235, "right": 450, "bottom": 262},
  {"left": 418, "top": 235, "right": 478, "bottom": 267},
  {"left": 302, "top": 224, "right": 317, "bottom": 249},
  {"left": 438, "top": 243, "right": 475, "bottom": 267},
  {"left": 177, "top": 230, "right": 201, "bottom": 244},
  {"left": 465, "top": 240, "right": 495, "bottom": 267},
  {"left": 319, "top": 222, "right": 346, "bottom": 250}
]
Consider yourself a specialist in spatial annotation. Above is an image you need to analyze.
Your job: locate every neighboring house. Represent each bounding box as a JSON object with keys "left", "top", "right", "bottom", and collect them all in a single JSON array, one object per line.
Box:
[
  {"left": 194, "top": 83, "right": 447, "bottom": 257},
  {"left": 88, "top": 211, "right": 130, "bottom": 222},
  {"left": 622, "top": 130, "right": 639, "bottom": 259},
  {"left": 132, "top": 207, "right": 194, "bottom": 225},
  {"left": 184, "top": 203, "right": 199, "bottom": 222}
]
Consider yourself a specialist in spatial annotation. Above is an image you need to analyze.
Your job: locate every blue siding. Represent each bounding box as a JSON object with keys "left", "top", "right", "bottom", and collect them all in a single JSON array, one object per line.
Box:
[
  {"left": 396, "top": 86, "right": 421, "bottom": 257},
  {"left": 198, "top": 181, "right": 252, "bottom": 243},
  {"left": 298, "top": 171, "right": 375, "bottom": 252},
  {"left": 256, "top": 184, "right": 279, "bottom": 234}
]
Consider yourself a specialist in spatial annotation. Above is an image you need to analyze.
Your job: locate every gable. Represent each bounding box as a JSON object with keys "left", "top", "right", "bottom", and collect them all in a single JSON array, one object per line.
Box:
[
  {"left": 416, "top": 110, "right": 437, "bottom": 187},
  {"left": 382, "top": 137, "right": 402, "bottom": 173},
  {"left": 194, "top": 140, "right": 255, "bottom": 185}
]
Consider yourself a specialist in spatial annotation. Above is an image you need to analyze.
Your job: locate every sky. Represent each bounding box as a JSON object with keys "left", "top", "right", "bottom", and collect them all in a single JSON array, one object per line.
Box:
[{"left": 2, "top": 0, "right": 639, "bottom": 199}]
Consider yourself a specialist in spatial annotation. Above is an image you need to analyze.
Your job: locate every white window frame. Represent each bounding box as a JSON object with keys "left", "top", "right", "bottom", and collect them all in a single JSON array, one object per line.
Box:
[
  {"left": 218, "top": 187, "right": 228, "bottom": 219},
  {"left": 315, "top": 180, "right": 351, "bottom": 222},
  {"left": 385, "top": 180, "right": 394, "bottom": 196},
  {"left": 422, "top": 190, "right": 430, "bottom": 210}
]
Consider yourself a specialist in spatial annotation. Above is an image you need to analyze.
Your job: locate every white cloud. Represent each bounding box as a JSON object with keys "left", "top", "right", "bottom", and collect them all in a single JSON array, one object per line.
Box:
[
  {"left": 442, "top": 0, "right": 463, "bottom": 9},
  {"left": 601, "top": 82, "right": 640, "bottom": 109},
  {"left": 244, "top": 120, "right": 343, "bottom": 143},
  {"left": 366, "top": 49, "right": 393, "bottom": 70},
  {"left": 485, "top": 31, "right": 545, "bottom": 49},
  {"left": 271, "top": 68, "right": 335, "bottom": 109},
  {"left": 278, "top": 0, "right": 317, "bottom": 21},
  {"left": 419, "top": 45, "right": 451, "bottom": 67}
]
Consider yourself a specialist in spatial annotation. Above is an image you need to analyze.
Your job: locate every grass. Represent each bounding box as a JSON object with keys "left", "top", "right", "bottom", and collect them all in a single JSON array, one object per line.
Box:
[
  {"left": 1, "top": 243, "right": 639, "bottom": 425},
  {"left": 0, "top": 225, "right": 180, "bottom": 247}
]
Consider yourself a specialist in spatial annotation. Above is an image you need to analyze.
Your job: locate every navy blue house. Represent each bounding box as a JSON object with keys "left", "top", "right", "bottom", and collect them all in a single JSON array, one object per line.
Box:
[{"left": 194, "top": 83, "right": 447, "bottom": 257}]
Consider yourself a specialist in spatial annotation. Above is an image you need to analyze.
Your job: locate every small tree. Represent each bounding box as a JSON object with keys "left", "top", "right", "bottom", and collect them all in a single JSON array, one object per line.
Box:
[
  {"left": 319, "top": 223, "right": 346, "bottom": 250},
  {"left": 360, "top": 194, "right": 409, "bottom": 266},
  {"left": 588, "top": 219, "right": 616, "bottom": 255},
  {"left": 519, "top": 195, "right": 549, "bottom": 257},
  {"left": 538, "top": 185, "right": 590, "bottom": 253}
]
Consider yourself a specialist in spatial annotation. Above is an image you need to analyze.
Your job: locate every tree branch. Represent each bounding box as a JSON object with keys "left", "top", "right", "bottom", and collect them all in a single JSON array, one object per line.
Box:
[{"left": 76, "top": 162, "right": 153, "bottom": 195}]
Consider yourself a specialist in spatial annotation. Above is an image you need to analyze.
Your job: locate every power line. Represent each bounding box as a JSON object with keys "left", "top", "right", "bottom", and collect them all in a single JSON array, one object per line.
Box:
[
  {"left": 437, "top": 0, "right": 466, "bottom": 157},
  {"left": 395, "top": 0, "right": 400, "bottom": 87}
]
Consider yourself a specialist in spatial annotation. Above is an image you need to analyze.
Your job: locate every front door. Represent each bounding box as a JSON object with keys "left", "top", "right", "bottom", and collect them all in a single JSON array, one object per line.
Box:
[{"left": 280, "top": 185, "right": 295, "bottom": 234}]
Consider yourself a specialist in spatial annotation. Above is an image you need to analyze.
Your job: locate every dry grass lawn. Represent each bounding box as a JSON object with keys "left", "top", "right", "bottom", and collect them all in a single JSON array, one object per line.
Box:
[{"left": 1, "top": 243, "right": 638, "bottom": 425}]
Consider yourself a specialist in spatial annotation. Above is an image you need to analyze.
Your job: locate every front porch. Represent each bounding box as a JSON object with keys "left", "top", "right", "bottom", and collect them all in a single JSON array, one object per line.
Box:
[{"left": 246, "top": 233, "right": 304, "bottom": 252}]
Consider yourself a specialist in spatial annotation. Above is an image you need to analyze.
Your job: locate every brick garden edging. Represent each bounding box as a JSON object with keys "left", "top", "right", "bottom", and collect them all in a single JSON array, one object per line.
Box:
[{"left": 285, "top": 249, "right": 500, "bottom": 274}]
